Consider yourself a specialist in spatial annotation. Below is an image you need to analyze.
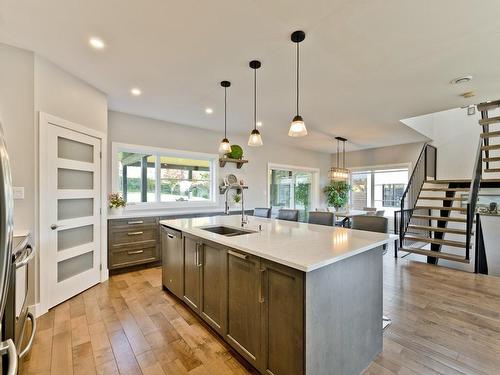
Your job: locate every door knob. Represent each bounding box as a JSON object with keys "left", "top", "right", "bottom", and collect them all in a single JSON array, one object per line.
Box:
[{"left": 50, "top": 224, "right": 58, "bottom": 230}]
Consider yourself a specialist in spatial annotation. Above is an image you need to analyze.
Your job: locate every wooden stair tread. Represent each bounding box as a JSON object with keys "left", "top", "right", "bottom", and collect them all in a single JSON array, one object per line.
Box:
[
  {"left": 481, "top": 178, "right": 500, "bottom": 183},
  {"left": 481, "top": 131, "right": 500, "bottom": 138},
  {"left": 424, "top": 179, "right": 471, "bottom": 184},
  {"left": 407, "top": 225, "right": 467, "bottom": 235},
  {"left": 411, "top": 215, "right": 467, "bottom": 223},
  {"left": 484, "top": 168, "right": 500, "bottom": 173},
  {"left": 418, "top": 196, "right": 466, "bottom": 201},
  {"left": 399, "top": 247, "right": 470, "bottom": 263},
  {"left": 420, "top": 187, "right": 469, "bottom": 192},
  {"left": 481, "top": 144, "right": 500, "bottom": 151},
  {"left": 404, "top": 236, "right": 468, "bottom": 248},
  {"left": 415, "top": 205, "right": 466, "bottom": 213},
  {"left": 483, "top": 157, "right": 500, "bottom": 163},
  {"left": 477, "top": 100, "right": 500, "bottom": 112}
]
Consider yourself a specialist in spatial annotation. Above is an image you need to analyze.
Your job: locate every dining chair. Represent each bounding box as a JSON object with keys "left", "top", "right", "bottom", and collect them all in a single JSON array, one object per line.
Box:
[
  {"left": 253, "top": 208, "right": 271, "bottom": 218},
  {"left": 277, "top": 209, "right": 299, "bottom": 222},
  {"left": 308, "top": 211, "right": 334, "bottom": 226},
  {"left": 375, "top": 210, "right": 385, "bottom": 217},
  {"left": 270, "top": 206, "right": 281, "bottom": 219},
  {"left": 350, "top": 215, "right": 389, "bottom": 252},
  {"left": 363, "top": 207, "right": 377, "bottom": 212}
]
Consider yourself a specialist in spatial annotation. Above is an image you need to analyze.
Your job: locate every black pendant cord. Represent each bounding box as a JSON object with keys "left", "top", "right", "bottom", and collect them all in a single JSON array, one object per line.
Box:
[
  {"left": 296, "top": 41, "right": 300, "bottom": 116},
  {"left": 254, "top": 68, "right": 257, "bottom": 131},
  {"left": 336, "top": 139, "right": 339, "bottom": 168},
  {"left": 343, "top": 141, "right": 346, "bottom": 169},
  {"left": 224, "top": 86, "right": 227, "bottom": 138}
]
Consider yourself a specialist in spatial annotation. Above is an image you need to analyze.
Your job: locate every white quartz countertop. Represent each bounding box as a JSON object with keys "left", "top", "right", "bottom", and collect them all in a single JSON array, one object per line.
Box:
[{"left": 160, "top": 215, "right": 395, "bottom": 272}]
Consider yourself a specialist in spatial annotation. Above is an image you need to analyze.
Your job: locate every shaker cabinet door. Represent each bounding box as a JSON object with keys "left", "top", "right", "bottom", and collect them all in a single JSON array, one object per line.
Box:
[
  {"left": 200, "top": 243, "right": 227, "bottom": 335},
  {"left": 183, "top": 236, "right": 201, "bottom": 311},
  {"left": 226, "top": 249, "right": 262, "bottom": 368},
  {"left": 260, "top": 259, "right": 304, "bottom": 375}
]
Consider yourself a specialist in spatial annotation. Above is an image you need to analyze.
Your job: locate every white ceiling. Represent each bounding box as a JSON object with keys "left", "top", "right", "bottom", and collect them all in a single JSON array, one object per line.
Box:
[{"left": 1, "top": 0, "right": 500, "bottom": 153}]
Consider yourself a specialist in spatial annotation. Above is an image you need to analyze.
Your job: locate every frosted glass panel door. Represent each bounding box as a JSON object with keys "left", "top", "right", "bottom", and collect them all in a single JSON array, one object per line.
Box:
[{"left": 46, "top": 124, "right": 101, "bottom": 308}]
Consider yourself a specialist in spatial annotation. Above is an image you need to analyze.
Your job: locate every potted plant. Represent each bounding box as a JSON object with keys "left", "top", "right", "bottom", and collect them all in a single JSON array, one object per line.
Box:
[
  {"left": 324, "top": 181, "right": 351, "bottom": 211},
  {"left": 226, "top": 144, "right": 244, "bottom": 160},
  {"left": 108, "top": 193, "right": 126, "bottom": 215}
]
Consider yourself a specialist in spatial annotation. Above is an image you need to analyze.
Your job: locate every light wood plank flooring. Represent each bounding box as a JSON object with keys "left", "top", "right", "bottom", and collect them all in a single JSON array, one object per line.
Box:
[{"left": 22, "top": 255, "right": 500, "bottom": 375}]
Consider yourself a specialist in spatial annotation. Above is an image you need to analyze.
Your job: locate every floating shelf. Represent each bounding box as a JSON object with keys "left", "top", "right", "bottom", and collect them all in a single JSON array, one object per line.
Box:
[{"left": 219, "top": 157, "right": 248, "bottom": 169}]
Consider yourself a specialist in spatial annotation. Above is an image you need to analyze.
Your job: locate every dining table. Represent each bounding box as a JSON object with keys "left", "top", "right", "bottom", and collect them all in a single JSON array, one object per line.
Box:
[{"left": 334, "top": 209, "right": 369, "bottom": 227}]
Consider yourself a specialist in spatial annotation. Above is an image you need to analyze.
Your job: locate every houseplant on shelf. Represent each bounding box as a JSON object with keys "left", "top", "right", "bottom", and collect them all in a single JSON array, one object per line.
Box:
[
  {"left": 226, "top": 144, "right": 243, "bottom": 160},
  {"left": 324, "top": 181, "right": 351, "bottom": 211},
  {"left": 108, "top": 193, "right": 126, "bottom": 215}
]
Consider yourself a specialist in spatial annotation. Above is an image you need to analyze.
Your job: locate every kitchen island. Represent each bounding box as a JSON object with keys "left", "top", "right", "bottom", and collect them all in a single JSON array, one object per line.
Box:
[{"left": 159, "top": 215, "right": 393, "bottom": 375}]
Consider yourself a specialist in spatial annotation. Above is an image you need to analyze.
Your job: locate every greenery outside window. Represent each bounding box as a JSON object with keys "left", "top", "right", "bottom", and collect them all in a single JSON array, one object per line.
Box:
[{"left": 113, "top": 143, "right": 217, "bottom": 209}]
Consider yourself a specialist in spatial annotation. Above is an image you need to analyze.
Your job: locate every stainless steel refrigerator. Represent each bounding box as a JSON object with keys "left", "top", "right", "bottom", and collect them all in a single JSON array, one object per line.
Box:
[{"left": 0, "top": 123, "right": 18, "bottom": 375}]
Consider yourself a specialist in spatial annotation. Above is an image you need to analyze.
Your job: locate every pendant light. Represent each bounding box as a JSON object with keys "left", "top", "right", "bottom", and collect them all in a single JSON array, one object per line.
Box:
[
  {"left": 329, "top": 137, "right": 350, "bottom": 181},
  {"left": 218, "top": 81, "right": 232, "bottom": 154},
  {"left": 288, "top": 30, "right": 308, "bottom": 137},
  {"left": 248, "top": 60, "right": 263, "bottom": 147}
]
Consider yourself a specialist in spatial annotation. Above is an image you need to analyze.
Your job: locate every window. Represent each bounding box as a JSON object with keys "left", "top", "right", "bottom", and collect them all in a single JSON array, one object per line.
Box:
[
  {"left": 382, "top": 184, "right": 405, "bottom": 207},
  {"left": 350, "top": 167, "right": 408, "bottom": 216},
  {"left": 114, "top": 144, "right": 217, "bottom": 208}
]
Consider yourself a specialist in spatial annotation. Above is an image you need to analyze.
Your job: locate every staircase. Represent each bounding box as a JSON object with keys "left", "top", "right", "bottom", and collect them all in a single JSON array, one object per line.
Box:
[{"left": 397, "top": 100, "right": 500, "bottom": 265}]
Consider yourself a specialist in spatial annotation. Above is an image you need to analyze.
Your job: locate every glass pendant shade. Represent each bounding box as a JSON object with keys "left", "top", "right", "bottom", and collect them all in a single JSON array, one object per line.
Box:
[
  {"left": 329, "top": 167, "right": 350, "bottom": 181},
  {"left": 288, "top": 115, "right": 308, "bottom": 137},
  {"left": 248, "top": 129, "right": 263, "bottom": 147},
  {"left": 218, "top": 138, "right": 232, "bottom": 154},
  {"left": 330, "top": 137, "right": 350, "bottom": 181}
]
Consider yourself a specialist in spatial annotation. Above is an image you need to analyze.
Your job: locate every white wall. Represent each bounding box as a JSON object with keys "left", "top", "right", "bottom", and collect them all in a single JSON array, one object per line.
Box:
[
  {"left": 108, "top": 111, "right": 332, "bottom": 211},
  {"left": 402, "top": 108, "right": 482, "bottom": 179},
  {"left": 0, "top": 43, "right": 35, "bottom": 232},
  {"left": 331, "top": 142, "right": 425, "bottom": 170}
]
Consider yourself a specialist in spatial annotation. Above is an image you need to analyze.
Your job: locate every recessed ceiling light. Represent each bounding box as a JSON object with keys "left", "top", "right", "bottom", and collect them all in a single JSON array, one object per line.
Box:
[
  {"left": 256, "top": 121, "right": 263, "bottom": 127},
  {"left": 89, "top": 37, "right": 105, "bottom": 50},
  {"left": 130, "top": 88, "right": 142, "bottom": 96},
  {"left": 205, "top": 108, "right": 213, "bottom": 114},
  {"left": 450, "top": 75, "right": 473, "bottom": 84}
]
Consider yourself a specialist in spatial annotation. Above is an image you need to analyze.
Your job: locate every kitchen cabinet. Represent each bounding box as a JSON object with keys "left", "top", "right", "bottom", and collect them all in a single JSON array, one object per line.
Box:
[
  {"left": 260, "top": 259, "right": 304, "bottom": 375},
  {"left": 200, "top": 243, "right": 227, "bottom": 334},
  {"left": 183, "top": 235, "right": 201, "bottom": 311},
  {"left": 226, "top": 249, "right": 262, "bottom": 368},
  {"left": 160, "top": 226, "right": 306, "bottom": 375},
  {"left": 161, "top": 226, "right": 183, "bottom": 299},
  {"left": 108, "top": 217, "right": 160, "bottom": 271}
]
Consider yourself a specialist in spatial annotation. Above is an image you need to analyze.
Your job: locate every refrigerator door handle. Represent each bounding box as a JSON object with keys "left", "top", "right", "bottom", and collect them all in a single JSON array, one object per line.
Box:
[
  {"left": 15, "top": 245, "right": 35, "bottom": 269},
  {"left": 18, "top": 312, "right": 36, "bottom": 358},
  {"left": 0, "top": 339, "right": 17, "bottom": 375}
]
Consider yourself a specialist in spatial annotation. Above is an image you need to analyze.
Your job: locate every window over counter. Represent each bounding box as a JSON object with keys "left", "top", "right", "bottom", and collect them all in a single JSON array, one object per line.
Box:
[{"left": 112, "top": 143, "right": 218, "bottom": 208}]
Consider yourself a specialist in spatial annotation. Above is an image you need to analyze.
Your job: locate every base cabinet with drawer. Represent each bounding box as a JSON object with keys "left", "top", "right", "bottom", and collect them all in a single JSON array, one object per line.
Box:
[
  {"left": 108, "top": 217, "right": 161, "bottom": 271},
  {"left": 160, "top": 226, "right": 304, "bottom": 375}
]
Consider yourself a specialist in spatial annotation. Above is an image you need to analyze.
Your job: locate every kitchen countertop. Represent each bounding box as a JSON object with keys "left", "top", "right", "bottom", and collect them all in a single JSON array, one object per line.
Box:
[{"left": 160, "top": 215, "right": 395, "bottom": 272}]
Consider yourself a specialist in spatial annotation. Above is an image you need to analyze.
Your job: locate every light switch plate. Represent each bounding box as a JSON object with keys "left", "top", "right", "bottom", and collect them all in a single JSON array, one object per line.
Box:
[{"left": 13, "top": 187, "right": 24, "bottom": 200}]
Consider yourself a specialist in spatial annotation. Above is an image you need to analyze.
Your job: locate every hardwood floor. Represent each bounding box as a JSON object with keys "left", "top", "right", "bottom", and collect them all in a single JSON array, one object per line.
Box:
[{"left": 22, "top": 254, "right": 500, "bottom": 375}]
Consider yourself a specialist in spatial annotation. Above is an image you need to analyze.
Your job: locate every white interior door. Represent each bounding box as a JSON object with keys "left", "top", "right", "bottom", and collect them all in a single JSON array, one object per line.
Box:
[{"left": 44, "top": 123, "right": 101, "bottom": 308}]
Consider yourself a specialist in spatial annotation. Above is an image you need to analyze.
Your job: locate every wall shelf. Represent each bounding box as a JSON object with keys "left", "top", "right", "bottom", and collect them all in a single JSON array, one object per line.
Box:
[{"left": 219, "top": 157, "right": 248, "bottom": 169}]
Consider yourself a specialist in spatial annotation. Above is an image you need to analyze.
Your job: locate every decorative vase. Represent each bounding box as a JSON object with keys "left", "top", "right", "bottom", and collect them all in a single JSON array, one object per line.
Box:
[{"left": 109, "top": 207, "right": 124, "bottom": 216}]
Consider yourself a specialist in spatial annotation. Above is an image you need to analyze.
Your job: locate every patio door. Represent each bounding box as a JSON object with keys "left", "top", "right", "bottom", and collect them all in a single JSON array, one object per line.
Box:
[
  {"left": 40, "top": 115, "right": 102, "bottom": 310},
  {"left": 268, "top": 166, "right": 316, "bottom": 221}
]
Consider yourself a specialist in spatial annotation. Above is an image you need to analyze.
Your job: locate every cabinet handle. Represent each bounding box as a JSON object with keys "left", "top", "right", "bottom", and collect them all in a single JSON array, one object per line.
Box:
[
  {"left": 228, "top": 250, "right": 248, "bottom": 260},
  {"left": 195, "top": 244, "right": 199, "bottom": 265},
  {"left": 128, "top": 250, "right": 144, "bottom": 255},
  {"left": 127, "top": 220, "right": 144, "bottom": 225},
  {"left": 167, "top": 233, "right": 174, "bottom": 239},
  {"left": 127, "top": 231, "right": 144, "bottom": 236},
  {"left": 197, "top": 243, "right": 203, "bottom": 267},
  {"left": 259, "top": 268, "right": 266, "bottom": 304}
]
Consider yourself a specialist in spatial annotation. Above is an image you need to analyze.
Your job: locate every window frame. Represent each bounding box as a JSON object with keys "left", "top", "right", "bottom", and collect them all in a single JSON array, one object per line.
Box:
[
  {"left": 349, "top": 163, "right": 411, "bottom": 213},
  {"left": 112, "top": 142, "right": 219, "bottom": 210}
]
